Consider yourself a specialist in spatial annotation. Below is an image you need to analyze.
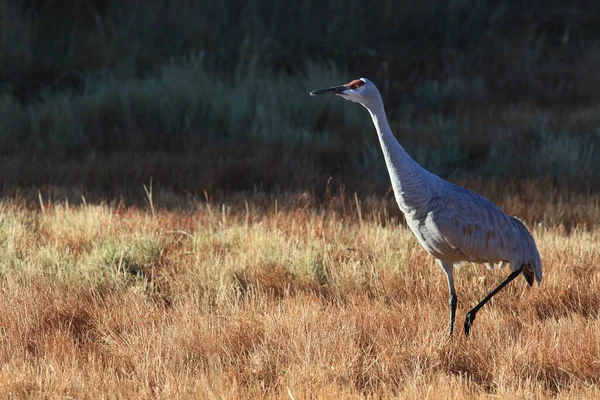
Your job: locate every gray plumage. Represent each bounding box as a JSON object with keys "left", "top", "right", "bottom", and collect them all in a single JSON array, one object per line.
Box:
[{"left": 311, "top": 78, "right": 542, "bottom": 336}]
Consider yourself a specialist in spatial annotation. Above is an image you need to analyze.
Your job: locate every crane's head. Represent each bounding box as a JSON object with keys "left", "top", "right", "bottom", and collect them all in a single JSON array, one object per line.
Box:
[{"left": 310, "top": 78, "right": 382, "bottom": 110}]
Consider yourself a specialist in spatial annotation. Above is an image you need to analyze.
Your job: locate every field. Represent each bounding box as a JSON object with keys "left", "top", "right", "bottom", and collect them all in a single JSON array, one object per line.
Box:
[
  {"left": 0, "top": 190, "right": 598, "bottom": 398},
  {"left": 1, "top": 1, "right": 600, "bottom": 398}
]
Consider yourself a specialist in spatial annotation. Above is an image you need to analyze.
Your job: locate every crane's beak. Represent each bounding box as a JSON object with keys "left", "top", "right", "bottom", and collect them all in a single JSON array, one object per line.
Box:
[{"left": 310, "top": 85, "right": 348, "bottom": 96}]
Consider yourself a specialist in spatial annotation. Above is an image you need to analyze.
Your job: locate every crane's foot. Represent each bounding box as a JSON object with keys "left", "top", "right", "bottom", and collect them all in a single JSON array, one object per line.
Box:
[{"left": 464, "top": 312, "right": 476, "bottom": 337}]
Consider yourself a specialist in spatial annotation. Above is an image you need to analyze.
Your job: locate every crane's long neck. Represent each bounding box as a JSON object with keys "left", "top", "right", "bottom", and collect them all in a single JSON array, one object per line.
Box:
[{"left": 368, "top": 105, "right": 432, "bottom": 215}]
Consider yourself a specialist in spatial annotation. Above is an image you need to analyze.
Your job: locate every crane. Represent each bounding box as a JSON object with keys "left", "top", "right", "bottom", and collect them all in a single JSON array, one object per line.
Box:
[{"left": 310, "top": 78, "right": 542, "bottom": 337}]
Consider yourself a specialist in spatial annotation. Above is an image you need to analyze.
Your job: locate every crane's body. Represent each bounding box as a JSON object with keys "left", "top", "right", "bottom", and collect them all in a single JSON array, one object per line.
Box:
[{"left": 311, "top": 78, "right": 542, "bottom": 336}]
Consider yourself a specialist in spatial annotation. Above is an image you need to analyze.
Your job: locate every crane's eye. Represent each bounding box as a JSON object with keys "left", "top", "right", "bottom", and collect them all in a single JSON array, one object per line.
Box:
[{"left": 347, "top": 79, "right": 365, "bottom": 90}]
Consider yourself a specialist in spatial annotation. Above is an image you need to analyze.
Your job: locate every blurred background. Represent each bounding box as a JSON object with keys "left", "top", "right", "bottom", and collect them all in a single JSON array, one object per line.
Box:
[{"left": 1, "top": 0, "right": 599, "bottom": 210}]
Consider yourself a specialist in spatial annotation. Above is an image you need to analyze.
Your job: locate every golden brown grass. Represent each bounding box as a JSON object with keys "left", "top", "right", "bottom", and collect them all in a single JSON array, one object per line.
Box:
[{"left": 0, "top": 194, "right": 598, "bottom": 399}]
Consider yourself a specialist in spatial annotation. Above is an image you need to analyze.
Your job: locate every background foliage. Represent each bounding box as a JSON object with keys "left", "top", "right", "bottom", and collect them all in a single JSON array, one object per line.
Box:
[{"left": 1, "top": 0, "right": 599, "bottom": 201}]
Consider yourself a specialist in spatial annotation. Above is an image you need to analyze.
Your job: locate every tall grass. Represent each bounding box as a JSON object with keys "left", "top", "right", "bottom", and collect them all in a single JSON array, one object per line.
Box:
[
  {"left": 0, "top": 54, "right": 364, "bottom": 151},
  {"left": 0, "top": 198, "right": 598, "bottom": 398},
  {"left": 1, "top": 53, "right": 599, "bottom": 200}
]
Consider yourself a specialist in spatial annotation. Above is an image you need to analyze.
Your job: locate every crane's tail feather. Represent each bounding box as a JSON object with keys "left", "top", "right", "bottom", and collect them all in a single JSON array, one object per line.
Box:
[
  {"left": 522, "top": 265, "right": 535, "bottom": 286},
  {"left": 509, "top": 217, "right": 543, "bottom": 285}
]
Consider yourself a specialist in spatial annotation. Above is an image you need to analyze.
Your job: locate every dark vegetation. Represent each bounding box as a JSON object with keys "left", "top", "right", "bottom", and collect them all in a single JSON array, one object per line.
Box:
[{"left": 1, "top": 0, "right": 600, "bottom": 204}]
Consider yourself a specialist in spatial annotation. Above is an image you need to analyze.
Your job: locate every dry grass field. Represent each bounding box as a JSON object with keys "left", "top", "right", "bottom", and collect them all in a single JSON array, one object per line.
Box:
[
  {"left": 0, "top": 189, "right": 598, "bottom": 399},
  {"left": 2, "top": 2, "right": 600, "bottom": 398}
]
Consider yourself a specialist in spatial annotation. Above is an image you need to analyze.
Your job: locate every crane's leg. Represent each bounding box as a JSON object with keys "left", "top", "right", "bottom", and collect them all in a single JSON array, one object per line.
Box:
[
  {"left": 464, "top": 266, "right": 523, "bottom": 337},
  {"left": 439, "top": 261, "right": 457, "bottom": 336}
]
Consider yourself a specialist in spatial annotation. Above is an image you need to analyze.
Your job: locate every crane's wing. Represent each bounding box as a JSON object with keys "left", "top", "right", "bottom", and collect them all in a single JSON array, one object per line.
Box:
[
  {"left": 428, "top": 184, "right": 520, "bottom": 264},
  {"left": 426, "top": 182, "right": 542, "bottom": 284}
]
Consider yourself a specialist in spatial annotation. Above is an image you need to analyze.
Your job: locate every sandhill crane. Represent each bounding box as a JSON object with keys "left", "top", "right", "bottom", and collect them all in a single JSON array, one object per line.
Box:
[{"left": 311, "top": 78, "right": 542, "bottom": 336}]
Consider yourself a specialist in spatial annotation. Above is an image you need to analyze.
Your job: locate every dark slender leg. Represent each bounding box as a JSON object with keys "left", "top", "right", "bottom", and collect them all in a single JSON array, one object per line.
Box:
[
  {"left": 449, "top": 293, "right": 458, "bottom": 335},
  {"left": 464, "top": 266, "right": 523, "bottom": 337}
]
